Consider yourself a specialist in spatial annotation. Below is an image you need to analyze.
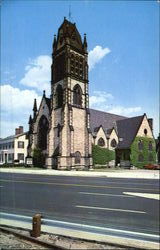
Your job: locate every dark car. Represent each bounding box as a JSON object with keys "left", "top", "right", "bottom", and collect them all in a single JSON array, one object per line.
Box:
[{"left": 144, "top": 164, "right": 160, "bottom": 170}]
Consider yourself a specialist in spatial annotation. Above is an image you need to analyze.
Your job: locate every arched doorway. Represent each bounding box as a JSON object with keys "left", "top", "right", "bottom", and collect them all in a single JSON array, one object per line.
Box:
[{"left": 37, "top": 115, "right": 49, "bottom": 151}]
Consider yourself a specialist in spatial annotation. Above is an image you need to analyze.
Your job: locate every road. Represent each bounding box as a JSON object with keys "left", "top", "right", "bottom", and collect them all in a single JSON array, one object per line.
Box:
[{"left": 0, "top": 172, "right": 159, "bottom": 242}]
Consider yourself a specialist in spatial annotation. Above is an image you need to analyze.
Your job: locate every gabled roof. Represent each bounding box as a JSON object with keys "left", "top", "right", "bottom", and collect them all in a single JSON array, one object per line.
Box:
[
  {"left": 116, "top": 115, "right": 144, "bottom": 149},
  {"left": 0, "top": 135, "right": 15, "bottom": 142},
  {"left": 89, "top": 108, "right": 126, "bottom": 134},
  {"left": 107, "top": 128, "right": 115, "bottom": 135}
]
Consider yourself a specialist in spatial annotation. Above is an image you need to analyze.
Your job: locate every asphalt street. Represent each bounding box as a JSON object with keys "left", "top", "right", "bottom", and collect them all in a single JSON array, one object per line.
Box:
[{"left": 0, "top": 172, "right": 159, "bottom": 238}]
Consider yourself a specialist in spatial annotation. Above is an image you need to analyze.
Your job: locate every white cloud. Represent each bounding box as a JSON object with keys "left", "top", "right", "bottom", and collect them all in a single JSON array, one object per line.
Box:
[
  {"left": 89, "top": 91, "right": 142, "bottom": 116},
  {"left": 0, "top": 121, "right": 22, "bottom": 138},
  {"left": 1, "top": 84, "right": 41, "bottom": 112},
  {"left": 20, "top": 55, "right": 52, "bottom": 94},
  {"left": 88, "top": 45, "right": 111, "bottom": 71},
  {"left": 90, "top": 91, "right": 113, "bottom": 108},
  {"left": 19, "top": 47, "right": 110, "bottom": 92},
  {"left": 1, "top": 84, "right": 42, "bottom": 138},
  {"left": 108, "top": 106, "right": 142, "bottom": 116}
]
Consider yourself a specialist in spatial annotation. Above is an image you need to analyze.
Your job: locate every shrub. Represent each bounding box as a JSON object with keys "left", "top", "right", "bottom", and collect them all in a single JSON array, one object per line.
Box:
[
  {"left": 92, "top": 144, "right": 115, "bottom": 165},
  {"left": 32, "top": 147, "right": 45, "bottom": 168}
]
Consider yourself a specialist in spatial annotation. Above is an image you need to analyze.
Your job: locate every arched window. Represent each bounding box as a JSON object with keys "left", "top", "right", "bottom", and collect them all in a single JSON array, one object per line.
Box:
[
  {"left": 38, "top": 115, "right": 49, "bottom": 150},
  {"left": 144, "top": 129, "right": 148, "bottom": 135},
  {"left": 56, "top": 85, "right": 63, "bottom": 108},
  {"left": 148, "top": 141, "right": 153, "bottom": 151},
  {"left": 138, "top": 140, "right": 143, "bottom": 150},
  {"left": 75, "top": 151, "right": 81, "bottom": 164},
  {"left": 98, "top": 137, "right": 105, "bottom": 147},
  {"left": 111, "top": 139, "right": 117, "bottom": 148},
  {"left": 148, "top": 154, "right": 153, "bottom": 162},
  {"left": 138, "top": 154, "right": 144, "bottom": 162},
  {"left": 73, "top": 84, "right": 82, "bottom": 106}
]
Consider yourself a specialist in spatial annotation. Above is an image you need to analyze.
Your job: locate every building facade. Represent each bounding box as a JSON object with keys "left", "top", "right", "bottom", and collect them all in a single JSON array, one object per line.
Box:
[
  {"left": 28, "top": 18, "right": 92, "bottom": 169},
  {"left": 27, "top": 18, "right": 156, "bottom": 169},
  {"left": 0, "top": 126, "right": 28, "bottom": 165}
]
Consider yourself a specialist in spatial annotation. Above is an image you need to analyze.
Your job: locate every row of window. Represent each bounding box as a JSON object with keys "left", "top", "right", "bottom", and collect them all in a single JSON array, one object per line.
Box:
[
  {"left": 0, "top": 153, "right": 24, "bottom": 162},
  {"left": 55, "top": 84, "right": 82, "bottom": 108},
  {"left": 98, "top": 138, "right": 117, "bottom": 148},
  {"left": 0, "top": 142, "right": 14, "bottom": 150},
  {"left": 0, "top": 153, "right": 14, "bottom": 162},
  {"left": 97, "top": 138, "right": 154, "bottom": 151},
  {"left": 138, "top": 140, "right": 153, "bottom": 151},
  {"left": 0, "top": 141, "right": 24, "bottom": 150}
]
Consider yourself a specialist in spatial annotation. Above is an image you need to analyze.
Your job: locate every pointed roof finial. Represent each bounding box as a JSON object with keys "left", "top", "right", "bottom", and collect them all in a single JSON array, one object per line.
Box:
[
  {"left": 53, "top": 34, "right": 57, "bottom": 50},
  {"left": 28, "top": 115, "right": 32, "bottom": 124},
  {"left": 83, "top": 33, "right": 87, "bottom": 51},
  {"left": 33, "top": 98, "right": 37, "bottom": 112},
  {"left": 43, "top": 90, "right": 46, "bottom": 97}
]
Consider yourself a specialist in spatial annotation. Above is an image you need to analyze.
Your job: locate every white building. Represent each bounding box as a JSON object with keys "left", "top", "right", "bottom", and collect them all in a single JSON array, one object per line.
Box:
[{"left": 0, "top": 126, "right": 28, "bottom": 165}]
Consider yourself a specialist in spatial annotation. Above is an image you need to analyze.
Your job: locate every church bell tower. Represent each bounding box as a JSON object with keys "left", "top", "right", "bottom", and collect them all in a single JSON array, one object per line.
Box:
[{"left": 46, "top": 17, "right": 92, "bottom": 169}]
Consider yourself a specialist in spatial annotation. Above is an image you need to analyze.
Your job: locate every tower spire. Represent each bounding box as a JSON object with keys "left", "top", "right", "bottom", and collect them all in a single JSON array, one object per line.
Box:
[
  {"left": 28, "top": 115, "right": 32, "bottom": 124},
  {"left": 53, "top": 34, "right": 56, "bottom": 49},
  {"left": 83, "top": 33, "right": 87, "bottom": 52},
  {"left": 33, "top": 98, "right": 37, "bottom": 120},
  {"left": 33, "top": 98, "right": 37, "bottom": 112}
]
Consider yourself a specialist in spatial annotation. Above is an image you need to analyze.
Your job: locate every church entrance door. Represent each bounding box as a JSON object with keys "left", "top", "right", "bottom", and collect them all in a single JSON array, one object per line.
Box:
[{"left": 37, "top": 115, "right": 49, "bottom": 151}]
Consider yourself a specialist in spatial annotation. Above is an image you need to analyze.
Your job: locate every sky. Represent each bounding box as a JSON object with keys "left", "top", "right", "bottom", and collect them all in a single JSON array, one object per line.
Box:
[{"left": 1, "top": 0, "right": 159, "bottom": 138}]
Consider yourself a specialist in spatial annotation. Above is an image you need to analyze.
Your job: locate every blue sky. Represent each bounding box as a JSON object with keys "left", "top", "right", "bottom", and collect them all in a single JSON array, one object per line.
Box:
[{"left": 1, "top": 0, "right": 159, "bottom": 137}]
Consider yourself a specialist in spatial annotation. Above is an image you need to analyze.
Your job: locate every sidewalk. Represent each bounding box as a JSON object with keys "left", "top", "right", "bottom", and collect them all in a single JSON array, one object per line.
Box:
[{"left": 0, "top": 168, "right": 159, "bottom": 179}]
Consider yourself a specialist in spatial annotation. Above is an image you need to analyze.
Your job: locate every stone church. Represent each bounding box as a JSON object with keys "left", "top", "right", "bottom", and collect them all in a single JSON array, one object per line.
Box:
[{"left": 28, "top": 18, "right": 156, "bottom": 169}]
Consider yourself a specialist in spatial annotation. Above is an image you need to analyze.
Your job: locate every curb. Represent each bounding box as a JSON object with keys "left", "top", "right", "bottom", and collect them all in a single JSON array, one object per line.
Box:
[
  {"left": 0, "top": 168, "right": 160, "bottom": 179},
  {"left": 0, "top": 225, "right": 145, "bottom": 250},
  {"left": 0, "top": 226, "right": 66, "bottom": 250}
]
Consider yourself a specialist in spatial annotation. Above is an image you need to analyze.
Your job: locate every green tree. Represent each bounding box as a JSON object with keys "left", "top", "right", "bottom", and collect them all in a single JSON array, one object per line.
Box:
[
  {"left": 92, "top": 144, "right": 115, "bottom": 165},
  {"left": 32, "top": 147, "right": 45, "bottom": 168}
]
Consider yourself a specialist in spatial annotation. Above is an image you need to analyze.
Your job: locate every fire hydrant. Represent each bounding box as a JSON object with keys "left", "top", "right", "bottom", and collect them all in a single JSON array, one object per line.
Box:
[{"left": 30, "top": 214, "right": 41, "bottom": 238}]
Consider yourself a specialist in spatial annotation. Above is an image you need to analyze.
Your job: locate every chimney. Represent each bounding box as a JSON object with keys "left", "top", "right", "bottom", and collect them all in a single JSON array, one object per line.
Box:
[
  {"left": 15, "top": 126, "right": 23, "bottom": 135},
  {"left": 148, "top": 118, "right": 153, "bottom": 131},
  {"left": 15, "top": 128, "right": 19, "bottom": 135},
  {"left": 19, "top": 126, "right": 23, "bottom": 134}
]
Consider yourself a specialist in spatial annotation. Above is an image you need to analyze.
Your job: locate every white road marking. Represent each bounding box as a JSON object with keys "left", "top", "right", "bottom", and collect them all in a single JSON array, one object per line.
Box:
[
  {"left": 123, "top": 192, "right": 160, "bottom": 200},
  {"left": 76, "top": 205, "right": 146, "bottom": 214},
  {"left": 0, "top": 186, "right": 3, "bottom": 188},
  {"left": 79, "top": 192, "right": 134, "bottom": 197}
]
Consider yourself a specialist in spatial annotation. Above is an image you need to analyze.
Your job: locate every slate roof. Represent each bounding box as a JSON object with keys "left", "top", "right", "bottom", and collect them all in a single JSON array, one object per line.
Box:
[
  {"left": 45, "top": 97, "right": 51, "bottom": 110},
  {"left": 89, "top": 109, "right": 126, "bottom": 134},
  {"left": 116, "top": 115, "right": 144, "bottom": 149},
  {"left": 89, "top": 109, "right": 146, "bottom": 149},
  {"left": 57, "top": 19, "right": 83, "bottom": 51},
  {"left": 0, "top": 135, "right": 15, "bottom": 142}
]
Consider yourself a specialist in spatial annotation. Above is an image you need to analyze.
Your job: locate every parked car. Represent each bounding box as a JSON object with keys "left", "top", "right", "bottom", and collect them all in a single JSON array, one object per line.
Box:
[{"left": 143, "top": 164, "right": 160, "bottom": 170}]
